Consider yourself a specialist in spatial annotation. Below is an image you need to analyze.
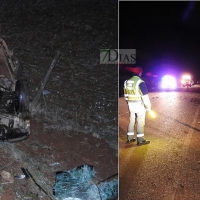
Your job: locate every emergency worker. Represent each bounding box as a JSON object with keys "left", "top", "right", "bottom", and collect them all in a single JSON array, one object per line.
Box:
[{"left": 124, "top": 67, "right": 151, "bottom": 146}]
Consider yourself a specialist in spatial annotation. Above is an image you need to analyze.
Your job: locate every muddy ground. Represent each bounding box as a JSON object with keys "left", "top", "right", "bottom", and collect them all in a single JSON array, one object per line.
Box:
[{"left": 0, "top": 1, "right": 118, "bottom": 199}]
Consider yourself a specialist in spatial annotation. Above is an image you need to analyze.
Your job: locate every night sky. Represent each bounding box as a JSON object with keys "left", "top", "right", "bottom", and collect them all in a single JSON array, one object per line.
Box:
[{"left": 119, "top": 1, "right": 200, "bottom": 80}]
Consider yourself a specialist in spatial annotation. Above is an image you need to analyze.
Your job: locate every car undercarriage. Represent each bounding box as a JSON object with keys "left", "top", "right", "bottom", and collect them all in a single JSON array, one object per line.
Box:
[{"left": 0, "top": 38, "right": 30, "bottom": 142}]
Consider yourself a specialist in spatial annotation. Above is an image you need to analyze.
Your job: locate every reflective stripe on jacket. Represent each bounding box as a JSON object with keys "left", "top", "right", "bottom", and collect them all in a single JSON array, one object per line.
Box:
[{"left": 124, "top": 76, "right": 144, "bottom": 101}]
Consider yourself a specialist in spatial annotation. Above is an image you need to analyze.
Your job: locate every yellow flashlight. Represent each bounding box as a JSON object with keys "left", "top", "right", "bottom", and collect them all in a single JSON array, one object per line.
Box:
[{"left": 149, "top": 110, "right": 157, "bottom": 118}]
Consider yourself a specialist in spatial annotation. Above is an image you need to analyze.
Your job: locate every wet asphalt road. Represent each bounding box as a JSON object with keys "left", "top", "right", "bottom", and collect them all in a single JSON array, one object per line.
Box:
[{"left": 119, "top": 84, "right": 200, "bottom": 200}]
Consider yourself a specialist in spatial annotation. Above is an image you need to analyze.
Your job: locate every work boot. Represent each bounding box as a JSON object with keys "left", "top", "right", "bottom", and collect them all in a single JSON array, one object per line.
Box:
[
  {"left": 126, "top": 138, "right": 136, "bottom": 143},
  {"left": 126, "top": 134, "right": 135, "bottom": 143},
  {"left": 137, "top": 140, "right": 150, "bottom": 146}
]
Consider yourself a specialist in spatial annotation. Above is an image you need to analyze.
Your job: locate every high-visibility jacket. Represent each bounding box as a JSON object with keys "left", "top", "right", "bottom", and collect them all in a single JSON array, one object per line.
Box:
[{"left": 124, "top": 76, "right": 144, "bottom": 101}]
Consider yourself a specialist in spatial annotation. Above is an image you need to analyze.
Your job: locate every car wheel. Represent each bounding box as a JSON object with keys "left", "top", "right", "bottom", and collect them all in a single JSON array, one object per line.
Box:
[
  {"left": 7, "top": 129, "right": 30, "bottom": 143},
  {"left": 15, "top": 80, "right": 29, "bottom": 112}
]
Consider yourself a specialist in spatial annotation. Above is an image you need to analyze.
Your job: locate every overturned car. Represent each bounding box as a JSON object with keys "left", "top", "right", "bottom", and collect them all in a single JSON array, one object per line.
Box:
[{"left": 0, "top": 38, "right": 30, "bottom": 142}]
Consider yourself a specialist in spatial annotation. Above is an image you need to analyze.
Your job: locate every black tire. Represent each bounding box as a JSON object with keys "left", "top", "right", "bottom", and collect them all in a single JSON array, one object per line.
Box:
[
  {"left": 7, "top": 130, "right": 29, "bottom": 143},
  {"left": 0, "top": 125, "right": 29, "bottom": 143},
  {"left": 15, "top": 80, "right": 30, "bottom": 112}
]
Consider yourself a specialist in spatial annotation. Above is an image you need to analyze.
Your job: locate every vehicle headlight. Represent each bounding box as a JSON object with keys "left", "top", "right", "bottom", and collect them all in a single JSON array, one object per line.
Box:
[{"left": 161, "top": 75, "right": 177, "bottom": 89}]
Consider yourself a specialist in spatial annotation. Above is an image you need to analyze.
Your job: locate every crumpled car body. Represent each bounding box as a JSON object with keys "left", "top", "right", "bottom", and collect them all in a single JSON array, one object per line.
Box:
[{"left": 0, "top": 38, "right": 30, "bottom": 142}]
